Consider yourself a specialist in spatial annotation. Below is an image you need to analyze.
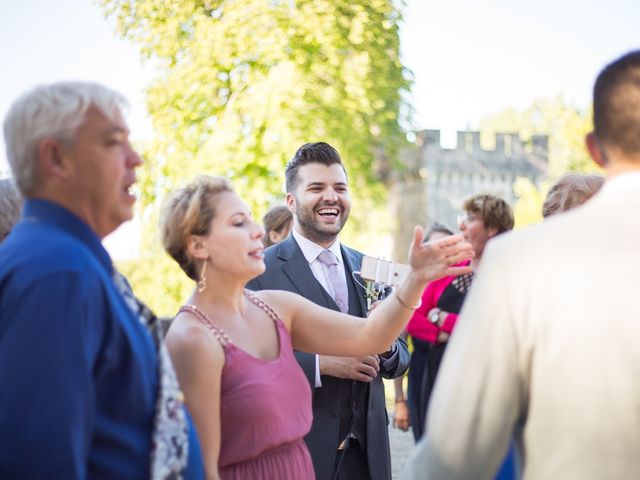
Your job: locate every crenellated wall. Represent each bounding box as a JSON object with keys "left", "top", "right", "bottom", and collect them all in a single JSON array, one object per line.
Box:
[{"left": 390, "top": 130, "right": 548, "bottom": 260}]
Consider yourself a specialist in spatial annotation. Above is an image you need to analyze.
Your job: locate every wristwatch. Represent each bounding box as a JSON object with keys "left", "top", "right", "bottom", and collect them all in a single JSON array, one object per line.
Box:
[{"left": 429, "top": 308, "right": 441, "bottom": 325}]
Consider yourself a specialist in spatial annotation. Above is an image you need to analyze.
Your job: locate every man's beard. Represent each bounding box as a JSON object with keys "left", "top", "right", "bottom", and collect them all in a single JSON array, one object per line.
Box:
[{"left": 295, "top": 201, "right": 349, "bottom": 244}]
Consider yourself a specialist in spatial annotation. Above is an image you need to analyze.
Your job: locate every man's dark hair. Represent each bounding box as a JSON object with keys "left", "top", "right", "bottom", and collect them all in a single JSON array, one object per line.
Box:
[
  {"left": 424, "top": 222, "right": 453, "bottom": 242},
  {"left": 285, "top": 142, "right": 346, "bottom": 193},
  {"left": 593, "top": 50, "right": 640, "bottom": 158}
]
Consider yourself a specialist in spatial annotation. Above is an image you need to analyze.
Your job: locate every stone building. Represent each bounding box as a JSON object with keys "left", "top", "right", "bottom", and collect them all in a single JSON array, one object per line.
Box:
[{"left": 390, "top": 129, "right": 548, "bottom": 261}]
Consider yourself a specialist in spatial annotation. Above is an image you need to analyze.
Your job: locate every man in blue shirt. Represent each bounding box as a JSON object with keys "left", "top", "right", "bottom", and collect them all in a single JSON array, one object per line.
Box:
[{"left": 0, "top": 82, "right": 203, "bottom": 479}]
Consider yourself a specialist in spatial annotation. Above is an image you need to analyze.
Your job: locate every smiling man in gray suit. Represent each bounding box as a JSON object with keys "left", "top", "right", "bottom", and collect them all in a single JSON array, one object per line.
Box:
[
  {"left": 402, "top": 50, "right": 640, "bottom": 480},
  {"left": 248, "top": 142, "right": 409, "bottom": 480}
]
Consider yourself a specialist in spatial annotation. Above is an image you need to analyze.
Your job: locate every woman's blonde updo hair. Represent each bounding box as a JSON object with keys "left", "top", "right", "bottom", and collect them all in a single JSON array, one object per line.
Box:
[{"left": 160, "top": 175, "right": 233, "bottom": 280}]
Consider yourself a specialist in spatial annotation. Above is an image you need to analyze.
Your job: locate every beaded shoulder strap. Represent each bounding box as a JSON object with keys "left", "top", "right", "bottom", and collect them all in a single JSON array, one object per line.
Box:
[
  {"left": 178, "top": 304, "right": 231, "bottom": 347},
  {"left": 244, "top": 290, "right": 281, "bottom": 324}
]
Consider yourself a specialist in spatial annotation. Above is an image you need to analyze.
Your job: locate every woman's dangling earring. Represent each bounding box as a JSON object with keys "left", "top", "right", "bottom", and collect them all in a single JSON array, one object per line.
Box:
[{"left": 197, "top": 260, "right": 208, "bottom": 293}]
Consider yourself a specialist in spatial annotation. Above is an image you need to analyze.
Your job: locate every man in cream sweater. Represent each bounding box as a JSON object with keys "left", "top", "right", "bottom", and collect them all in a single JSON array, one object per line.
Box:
[{"left": 402, "top": 49, "right": 640, "bottom": 479}]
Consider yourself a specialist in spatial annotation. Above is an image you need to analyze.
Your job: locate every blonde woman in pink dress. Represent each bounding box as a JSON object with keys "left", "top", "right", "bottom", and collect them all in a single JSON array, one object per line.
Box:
[{"left": 159, "top": 175, "right": 473, "bottom": 480}]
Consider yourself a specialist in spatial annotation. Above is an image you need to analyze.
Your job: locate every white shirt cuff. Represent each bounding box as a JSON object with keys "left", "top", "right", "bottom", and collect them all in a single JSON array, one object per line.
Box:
[{"left": 314, "top": 354, "right": 322, "bottom": 388}]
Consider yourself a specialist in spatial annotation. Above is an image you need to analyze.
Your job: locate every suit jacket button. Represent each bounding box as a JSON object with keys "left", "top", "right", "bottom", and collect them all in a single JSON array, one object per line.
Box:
[{"left": 330, "top": 410, "right": 340, "bottom": 419}]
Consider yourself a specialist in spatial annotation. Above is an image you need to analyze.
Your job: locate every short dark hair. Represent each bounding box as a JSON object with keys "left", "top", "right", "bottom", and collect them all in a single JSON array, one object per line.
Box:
[
  {"left": 593, "top": 50, "right": 640, "bottom": 157},
  {"left": 463, "top": 194, "right": 514, "bottom": 234},
  {"left": 285, "top": 142, "right": 346, "bottom": 193},
  {"left": 424, "top": 222, "right": 453, "bottom": 243}
]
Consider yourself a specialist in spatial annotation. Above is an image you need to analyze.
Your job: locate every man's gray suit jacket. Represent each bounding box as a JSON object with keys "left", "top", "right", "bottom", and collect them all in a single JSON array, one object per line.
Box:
[{"left": 247, "top": 234, "right": 409, "bottom": 480}]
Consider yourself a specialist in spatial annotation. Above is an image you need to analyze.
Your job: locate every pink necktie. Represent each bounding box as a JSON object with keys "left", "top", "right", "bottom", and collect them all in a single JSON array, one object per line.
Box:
[{"left": 317, "top": 250, "right": 349, "bottom": 313}]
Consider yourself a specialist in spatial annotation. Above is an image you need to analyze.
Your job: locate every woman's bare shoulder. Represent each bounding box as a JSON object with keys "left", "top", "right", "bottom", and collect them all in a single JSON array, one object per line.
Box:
[{"left": 165, "top": 312, "right": 225, "bottom": 361}]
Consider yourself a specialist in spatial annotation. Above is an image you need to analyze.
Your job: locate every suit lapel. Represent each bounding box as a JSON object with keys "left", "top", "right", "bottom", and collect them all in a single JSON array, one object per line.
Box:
[
  {"left": 279, "top": 236, "right": 334, "bottom": 308},
  {"left": 341, "top": 246, "right": 368, "bottom": 315}
]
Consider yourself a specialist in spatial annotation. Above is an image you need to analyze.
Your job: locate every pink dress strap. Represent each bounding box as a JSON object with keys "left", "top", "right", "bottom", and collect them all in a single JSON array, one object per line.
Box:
[
  {"left": 181, "top": 292, "right": 313, "bottom": 478},
  {"left": 178, "top": 304, "right": 231, "bottom": 347},
  {"left": 243, "top": 289, "right": 281, "bottom": 324}
]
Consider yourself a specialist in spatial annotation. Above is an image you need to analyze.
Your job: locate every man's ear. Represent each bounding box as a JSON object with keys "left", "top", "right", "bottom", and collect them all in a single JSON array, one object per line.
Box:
[
  {"left": 586, "top": 132, "right": 607, "bottom": 168},
  {"left": 487, "top": 226, "right": 498, "bottom": 239},
  {"left": 186, "top": 234, "right": 209, "bottom": 261},
  {"left": 285, "top": 192, "right": 296, "bottom": 213},
  {"left": 37, "top": 138, "right": 69, "bottom": 179}
]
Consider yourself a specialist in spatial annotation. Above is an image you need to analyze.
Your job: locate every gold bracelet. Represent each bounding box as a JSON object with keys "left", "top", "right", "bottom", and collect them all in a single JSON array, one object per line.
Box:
[{"left": 394, "top": 291, "right": 421, "bottom": 310}]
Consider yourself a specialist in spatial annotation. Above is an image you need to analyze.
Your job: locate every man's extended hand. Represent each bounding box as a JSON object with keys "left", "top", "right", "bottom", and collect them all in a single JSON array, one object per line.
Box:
[{"left": 319, "top": 355, "right": 380, "bottom": 382}]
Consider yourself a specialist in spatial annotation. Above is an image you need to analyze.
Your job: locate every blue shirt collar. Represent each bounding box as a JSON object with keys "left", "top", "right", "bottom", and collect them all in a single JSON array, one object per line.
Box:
[{"left": 22, "top": 199, "right": 114, "bottom": 275}]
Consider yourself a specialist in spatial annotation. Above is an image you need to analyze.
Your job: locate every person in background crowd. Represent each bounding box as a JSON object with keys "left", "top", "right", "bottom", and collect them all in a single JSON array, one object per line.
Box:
[
  {"left": 159, "top": 174, "right": 473, "bottom": 479},
  {"left": 409, "top": 195, "right": 516, "bottom": 480},
  {"left": 418, "top": 195, "right": 514, "bottom": 426},
  {"left": 393, "top": 222, "right": 453, "bottom": 441},
  {"left": 402, "top": 49, "right": 640, "bottom": 480},
  {"left": 262, "top": 204, "right": 293, "bottom": 248},
  {"left": 0, "top": 82, "right": 204, "bottom": 480},
  {"left": 0, "top": 177, "right": 22, "bottom": 243},
  {"left": 542, "top": 172, "right": 604, "bottom": 218}
]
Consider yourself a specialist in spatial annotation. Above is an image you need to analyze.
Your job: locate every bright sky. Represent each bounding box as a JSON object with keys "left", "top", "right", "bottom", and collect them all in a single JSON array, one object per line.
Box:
[
  {"left": 0, "top": 0, "right": 154, "bottom": 173},
  {"left": 401, "top": 0, "right": 639, "bottom": 143},
  {"left": 0, "top": 0, "right": 638, "bottom": 255},
  {"left": 2, "top": 0, "right": 639, "bottom": 162}
]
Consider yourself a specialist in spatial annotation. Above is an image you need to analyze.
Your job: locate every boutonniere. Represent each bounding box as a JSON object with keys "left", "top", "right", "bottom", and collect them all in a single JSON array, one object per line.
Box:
[{"left": 364, "top": 280, "right": 385, "bottom": 311}]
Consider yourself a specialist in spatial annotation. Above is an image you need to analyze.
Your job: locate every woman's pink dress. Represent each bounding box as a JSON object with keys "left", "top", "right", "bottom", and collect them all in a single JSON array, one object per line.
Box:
[{"left": 179, "top": 290, "right": 314, "bottom": 479}]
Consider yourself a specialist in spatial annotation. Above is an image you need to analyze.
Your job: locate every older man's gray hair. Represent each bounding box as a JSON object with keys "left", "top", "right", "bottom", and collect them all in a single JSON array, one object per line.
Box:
[
  {"left": 0, "top": 178, "right": 22, "bottom": 240},
  {"left": 3, "top": 82, "right": 128, "bottom": 196}
]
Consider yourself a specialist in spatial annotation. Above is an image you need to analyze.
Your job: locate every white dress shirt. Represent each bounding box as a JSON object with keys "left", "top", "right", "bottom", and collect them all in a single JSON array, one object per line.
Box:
[{"left": 291, "top": 229, "right": 398, "bottom": 388}]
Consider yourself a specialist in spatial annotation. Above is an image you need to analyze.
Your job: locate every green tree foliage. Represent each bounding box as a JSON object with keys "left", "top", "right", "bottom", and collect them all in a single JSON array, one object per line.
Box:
[
  {"left": 478, "top": 95, "right": 599, "bottom": 227},
  {"left": 511, "top": 177, "right": 549, "bottom": 227},
  {"left": 100, "top": 0, "right": 410, "bottom": 315}
]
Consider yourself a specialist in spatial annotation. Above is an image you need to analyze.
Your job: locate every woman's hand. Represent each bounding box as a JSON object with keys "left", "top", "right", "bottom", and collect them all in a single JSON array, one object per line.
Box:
[
  {"left": 393, "top": 400, "right": 411, "bottom": 431},
  {"left": 429, "top": 307, "right": 452, "bottom": 343},
  {"left": 428, "top": 307, "right": 448, "bottom": 328},
  {"left": 407, "top": 227, "right": 473, "bottom": 283},
  {"left": 437, "top": 331, "right": 450, "bottom": 344}
]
